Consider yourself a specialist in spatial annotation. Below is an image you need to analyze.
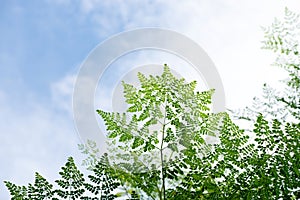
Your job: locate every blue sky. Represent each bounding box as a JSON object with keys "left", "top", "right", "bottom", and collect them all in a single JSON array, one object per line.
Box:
[
  {"left": 1, "top": 0, "right": 299, "bottom": 198},
  {"left": 1, "top": 1, "right": 98, "bottom": 94}
]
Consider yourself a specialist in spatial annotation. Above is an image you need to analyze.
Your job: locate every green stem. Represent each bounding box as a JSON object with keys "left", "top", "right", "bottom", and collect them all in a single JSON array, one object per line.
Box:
[{"left": 160, "top": 100, "right": 167, "bottom": 200}]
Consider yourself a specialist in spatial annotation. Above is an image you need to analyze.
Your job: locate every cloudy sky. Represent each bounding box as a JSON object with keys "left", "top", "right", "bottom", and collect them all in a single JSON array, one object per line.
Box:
[{"left": 1, "top": 0, "right": 299, "bottom": 198}]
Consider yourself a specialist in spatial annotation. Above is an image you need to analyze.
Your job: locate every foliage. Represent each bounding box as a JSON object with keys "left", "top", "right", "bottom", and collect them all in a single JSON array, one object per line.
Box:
[
  {"left": 165, "top": 113, "right": 250, "bottom": 199},
  {"left": 54, "top": 157, "right": 85, "bottom": 199},
  {"left": 4, "top": 155, "right": 121, "bottom": 200},
  {"left": 262, "top": 7, "right": 300, "bottom": 121},
  {"left": 258, "top": 117, "right": 298, "bottom": 198},
  {"left": 5, "top": 172, "right": 54, "bottom": 200},
  {"left": 78, "top": 139, "right": 101, "bottom": 171},
  {"left": 83, "top": 153, "right": 120, "bottom": 200},
  {"left": 235, "top": 8, "right": 300, "bottom": 122},
  {"left": 4, "top": 181, "right": 29, "bottom": 200},
  {"left": 84, "top": 64, "right": 300, "bottom": 199},
  {"left": 96, "top": 65, "right": 220, "bottom": 199},
  {"left": 5, "top": 64, "right": 300, "bottom": 199},
  {"left": 28, "top": 173, "right": 54, "bottom": 199},
  {"left": 235, "top": 115, "right": 300, "bottom": 199},
  {"left": 231, "top": 7, "right": 300, "bottom": 199}
]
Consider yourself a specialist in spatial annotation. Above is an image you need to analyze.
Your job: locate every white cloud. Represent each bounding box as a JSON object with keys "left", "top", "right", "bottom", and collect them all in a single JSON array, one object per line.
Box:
[
  {"left": 76, "top": 0, "right": 299, "bottom": 109},
  {"left": 51, "top": 74, "right": 76, "bottom": 115},
  {"left": 80, "top": 0, "right": 99, "bottom": 14},
  {"left": 45, "top": 0, "right": 72, "bottom": 6}
]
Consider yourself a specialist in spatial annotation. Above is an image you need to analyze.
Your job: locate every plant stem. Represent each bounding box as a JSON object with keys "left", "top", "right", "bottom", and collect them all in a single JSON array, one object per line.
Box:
[{"left": 160, "top": 100, "right": 167, "bottom": 200}]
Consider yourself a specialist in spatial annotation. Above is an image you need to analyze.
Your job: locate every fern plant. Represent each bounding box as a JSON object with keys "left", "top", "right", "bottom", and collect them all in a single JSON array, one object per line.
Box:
[{"left": 96, "top": 65, "right": 223, "bottom": 199}]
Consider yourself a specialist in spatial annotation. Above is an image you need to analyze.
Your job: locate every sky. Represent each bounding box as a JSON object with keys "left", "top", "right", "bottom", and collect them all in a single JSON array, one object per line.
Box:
[{"left": 1, "top": 0, "right": 300, "bottom": 198}]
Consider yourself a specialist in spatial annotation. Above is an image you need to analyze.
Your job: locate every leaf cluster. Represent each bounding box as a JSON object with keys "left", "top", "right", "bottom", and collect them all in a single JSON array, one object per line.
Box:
[{"left": 5, "top": 155, "right": 126, "bottom": 200}]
